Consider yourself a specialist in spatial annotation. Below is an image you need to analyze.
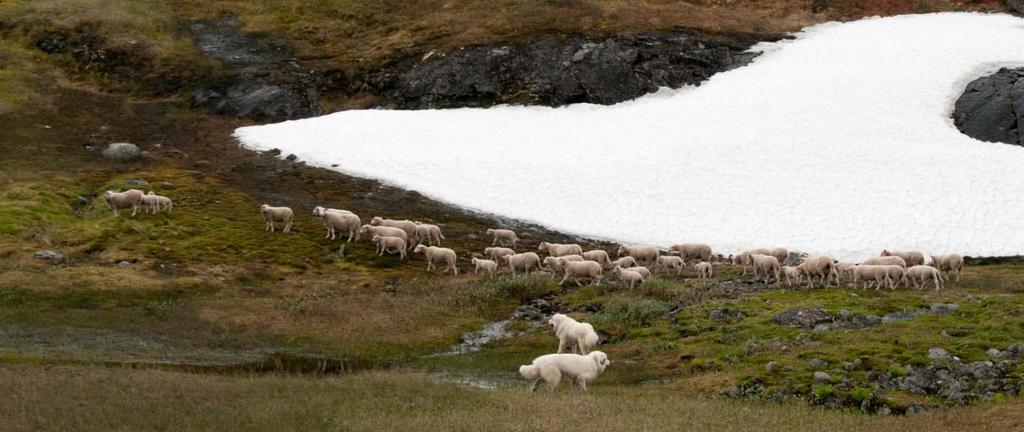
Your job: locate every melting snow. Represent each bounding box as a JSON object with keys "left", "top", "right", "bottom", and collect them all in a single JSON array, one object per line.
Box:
[{"left": 236, "top": 13, "right": 1024, "bottom": 261}]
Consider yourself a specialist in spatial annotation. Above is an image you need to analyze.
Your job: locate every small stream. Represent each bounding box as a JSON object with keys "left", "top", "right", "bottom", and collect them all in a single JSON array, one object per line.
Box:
[{"left": 426, "top": 296, "right": 554, "bottom": 357}]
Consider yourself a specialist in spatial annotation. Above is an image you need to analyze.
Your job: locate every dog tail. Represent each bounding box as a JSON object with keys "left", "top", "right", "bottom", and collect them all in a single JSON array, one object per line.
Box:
[
  {"left": 580, "top": 331, "right": 599, "bottom": 353},
  {"left": 519, "top": 364, "right": 539, "bottom": 380}
]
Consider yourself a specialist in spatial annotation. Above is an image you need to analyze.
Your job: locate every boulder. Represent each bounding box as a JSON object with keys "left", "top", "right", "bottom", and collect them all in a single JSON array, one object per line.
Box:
[
  {"left": 813, "top": 371, "right": 832, "bottom": 383},
  {"left": 928, "top": 347, "right": 952, "bottom": 362},
  {"left": 953, "top": 67, "right": 1024, "bottom": 146},
  {"left": 102, "top": 143, "right": 142, "bottom": 161}
]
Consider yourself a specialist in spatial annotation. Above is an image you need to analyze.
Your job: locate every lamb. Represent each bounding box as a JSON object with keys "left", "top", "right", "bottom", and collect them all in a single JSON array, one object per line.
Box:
[
  {"left": 360, "top": 224, "right": 408, "bottom": 243},
  {"left": 539, "top": 242, "right": 583, "bottom": 257},
  {"left": 796, "top": 255, "right": 836, "bottom": 288},
  {"left": 853, "top": 265, "right": 890, "bottom": 291},
  {"left": 864, "top": 256, "right": 907, "bottom": 269},
  {"left": 471, "top": 257, "right": 498, "bottom": 276},
  {"left": 581, "top": 250, "right": 612, "bottom": 268},
  {"left": 315, "top": 209, "right": 361, "bottom": 241},
  {"left": 260, "top": 204, "right": 294, "bottom": 233},
  {"left": 669, "top": 243, "right": 712, "bottom": 263},
  {"left": 372, "top": 235, "right": 407, "bottom": 259},
  {"left": 881, "top": 265, "right": 906, "bottom": 290},
  {"left": 654, "top": 255, "right": 685, "bottom": 275},
  {"left": 519, "top": 351, "right": 611, "bottom": 392},
  {"left": 616, "top": 245, "right": 660, "bottom": 266},
  {"left": 695, "top": 262, "right": 714, "bottom": 281},
  {"left": 413, "top": 222, "right": 445, "bottom": 246},
  {"left": 486, "top": 228, "right": 518, "bottom": 247},
  {"left": 504, "top": 252, "right": 543, "bottom": 276},
  {"left": 780, "top": 265, "right": 802, "bottom": 286},
  {"left": 370, "top": 217, "right": 417, "bottom": 245},
  {"left": 608, "top": 256, "right": 637, "bottom": 268},
  {"left": 413, "top": 245, "right": 458, "bottom": 275},
  {"left": 543, "top": 255, "right": 583, "bottom": 276},
  {"left": 559, "top": 260, "right": 602, "bottom": 286},
  {"left": 770, "top": 247, "right": 789, "bottom": 265},
  {"left": 103, "top": 189, "right": 144, "bottom": 217},
  {"left": 904, "top": 265, "right": 943, "bottom": 291},
  {"left": 735, "top": 248, "right": 771, "bottom": 275},
  {"left": 548, "top": 313, "right": 600, "bottom": 354},
  {"left": 141, "top": 192, "right": 172, "bottom": 214},
  {"left": 612, "top": 266, "right": 645, "bottom": 288},
  {"left": 931, "top": 254, "right": 964, "bottom": 283},
  {"left": 881, "top": 250, "right": 925, "bottom": 267},
  {"left": 483, "top": 247, "right": 516, "bottom": 262},
  {"left": 624, "top": 266, "right": 651, "bottom": 278},
  {"left": 750, "top": 254, "right": 781, "bottom": 283},
  {"left": 835, "top": 262, "right": 857, "bottom": 283}
]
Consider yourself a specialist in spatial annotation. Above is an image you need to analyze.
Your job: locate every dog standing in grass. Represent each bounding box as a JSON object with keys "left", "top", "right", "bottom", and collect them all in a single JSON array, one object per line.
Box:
[{"left": 519, "top": 351, "right": 611, "bottom": 392}]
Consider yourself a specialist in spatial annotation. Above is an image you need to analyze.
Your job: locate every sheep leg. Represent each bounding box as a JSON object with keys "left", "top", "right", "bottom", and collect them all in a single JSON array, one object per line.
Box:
[
  {"left": 283, "top": 220, "right": 292, "bottom": 233},
  {"left": 558, "top": 273, "right": 570, "bottom": 286}
]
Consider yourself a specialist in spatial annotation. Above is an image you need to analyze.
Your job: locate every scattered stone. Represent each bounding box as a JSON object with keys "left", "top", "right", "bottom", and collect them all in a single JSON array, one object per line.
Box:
[
  {"left": 34, "top": 250, "right": 64, "bottom": 263},
  {"left": 709, "top": 308, "right": 745, "bottom": 323},
  {"left": 814, "top": 372, "right": 832, "bottom": 383},
  {"left": 124, "top": 179, "right": 149, "bottom": 187},
  {"left": 117, "top": 261, "right": 134, "bottom": 269},
  {"left": 766, "top": 361, "right": 781, "bottom": 373},
  {"left": 988, "top": 348, "right": 1003, "bottom": 358},
  {"left": 928, "top": 347, "right": 951, "bottom": 362},
  {"left": 102, "top": 143, "right": 142, "bottom": 161},
  {"left": 809, "top": 358, "right": 829, "bottom": 370},
  {"left": 930, "top": 303, "right": 959, "bottom": 314},
  {"left": 773, "top": 308, "right": 833, "bottom": 329}
]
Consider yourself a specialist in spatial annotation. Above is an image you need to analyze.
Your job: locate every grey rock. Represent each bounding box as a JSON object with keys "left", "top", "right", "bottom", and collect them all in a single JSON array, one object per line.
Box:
[
  {"left": 34, "top": 250, "right": 64, "bottom": 263},
  {"left": 930, "top": 303, "right": 959, "bottom": 314},
  {"left": 709, "top": 308, "right": 745, "bottom": 323},
  {"left": 772, "top": 308, "right": 834, "bottom": 329},
  {"left": 813, "top": 371, "right": 832, "bottom": 383},
  {"left": 987, "top": 348, "right": 1002, "bottom": 358},
  {"left": 953, "top": 67, "right": 1024, "bottom": 146},
  {"left": 928, "top": 347, "right": 952, "bottom": 362},
  {"left": 766, "top": 361, "right": 781, "bottom": 373},
  {"left": 102, "top": 143, "right": 142, "bottom": 161},
  {"left": 117, "top": 261, "right": 134, "bottom": 269},
  {"left": 809, "top": 358, "right": 829, "bottom": 370},
  {"left": 1004, "top": 343, "right": 1024, "bottom": 357},
  {"left": 124, "top": 179, "right": 149, "bottom": 187},
  {"left": 882, "top": 310, "right": 917, "bottom": 323}
]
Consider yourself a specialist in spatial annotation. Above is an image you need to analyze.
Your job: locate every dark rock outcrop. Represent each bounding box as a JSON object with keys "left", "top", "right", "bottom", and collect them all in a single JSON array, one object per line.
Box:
[
  {"left": 953, "top": 67, "right": 1024, "bottom": 146},
  {"left": 772, "top": 308, "right": 833, "bottom": 329}
]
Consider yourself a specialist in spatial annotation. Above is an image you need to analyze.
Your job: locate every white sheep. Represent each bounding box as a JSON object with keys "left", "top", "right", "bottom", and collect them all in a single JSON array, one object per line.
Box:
[
  {"left": 104, "top": 189, "right": 144, "bottom": 217},
  {"left": 835, "top": 262, "right": 857, "bottom": 283},
  {"left": 608, "top": 256, "right": 637, "bottom": 269},
  {"left": 626, "top": 266, "right": 652, "bottom": 278},
  {"left": 260, "top": 204, "right": 294, "bottom": 233},
  {"left": 471, "top": 257, "right": 498, "bottom": 276},
  {"left": 654, "top": 255, "right": 685, "bottom": 275},
  {"left": 695, "top": 262, "right": 714, "bottom": 282},
  {"left": 559, "top": 260, "right": 602, "bottom": 286},
  {"left": 484, "top": 247, "right": 516, "bottom": 262},
  {"left": 616, "top": 245, "right": 660, "bottom": 266},
  {"left": 315, "top": 209, "right": 361, "bottom": 241},
  {"left": 543, "top": 255, "right": 583, "bottom": 276},
  {"left": 519, "top": 351, "right": 610, "bottom": 392},
  {"left": 881, "top": 249, "right": 925, "bottom": 267},
  {"left": 370, "top": 217, "right": 417, "bottom": 245},
  {"left": 670, "top": 243, "right": 712, "bottom": 263},
  {"left": 372, "top": 234, "right": 407, "bottom": 259},
  {"left": 770, "top": 247, "right": 789, "bottom": 265},
  {"left": 360, "top": 224, "right": 408, "bottom": 243},
  {"left": 312, "top": 206, "right": 353, "bottom": 217},
  {"left": 539, "top": 242, "right": 583, "bottom": 257},
  {"left": 141, "top": 192, "right": 172, "bottom": 214},
  {"left": 734, "top": 248, "right": 771, "bottom": 274},
  {"left": 864, "top": 256, "right": 907, "bottom": 269},
  {"left": 881, "top": 265, "right": 906, "bottom": 290},
  {"left": 413, "top": 222, "right": 445, "bottom": 246},
  {"left": 413, "top": 245, "right": 458, "bottom": 275},
  {"left": 796, "top": 255, "right": 836, "bottom": 288},
  {"left": 581, "top": 250, "right": 612, "bottom": 268},
  {"left": 504, "top": 252, "right": 543, "bottom": 276},
  {"left": 750, "top": 254, "right": 781, "bottom": 283},
  {"left": 780, "top": 265, "right": 801, "bottom": 286},
  {"left": 486, "top": 228, "right": 518, "bottom": 247},
  {"left": 853, "top": 265, "right": 890, "bottom": 291},
  {"left": 904, "top": 265, "right": 943, "bottom": 291},
  {"left": 548, "top": 313, "right": 600, "bottom": 354},
  {"left": 612, "top": 266, "right": 645, "bottom": 288},
  {"left": 931, "top": 254, "right": 964, "bottom": 283}
]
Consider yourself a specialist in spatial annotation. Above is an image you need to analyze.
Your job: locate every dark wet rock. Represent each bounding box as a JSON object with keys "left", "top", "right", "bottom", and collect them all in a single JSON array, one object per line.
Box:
[
  {"left": 953, "top": 67, "right": 1024, "bottom": 146},
  {"left": 368, "top": 31, "right": 781, "bottom": 109},
  {"left": 34, "top": 250, "right": 64, "bottom": 263},
  {"left": 102, "top": 142, "right": 142, "bottom": 161},
  {"left": 772, "top": 308, "right": 833, "bottom": 329},
  {"left": 709, "top": 308, "right": 745, "bottom": 323}
]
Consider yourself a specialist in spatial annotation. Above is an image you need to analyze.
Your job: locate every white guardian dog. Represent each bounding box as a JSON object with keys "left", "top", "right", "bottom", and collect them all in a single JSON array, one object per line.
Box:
[
  {"left": 548, "top": 313, "right": 599, "bottom": 354},
  {"left": 519, "top": 351, "right": 611, "bottom": 392}
]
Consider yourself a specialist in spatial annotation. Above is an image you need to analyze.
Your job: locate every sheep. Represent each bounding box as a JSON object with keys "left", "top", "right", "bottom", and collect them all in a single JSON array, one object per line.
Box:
[
  {"left": 504, "top": 252, "right": 543, "bottom": 276},
  {"left": 260, "top": 204, "right": 294, "bottom": 233},
  {"left": 770, "top": 247, "right": 789, "bottom": 265},
  {"left": 370, "top": 217, "right": 417, "bottom": 245},
  {"left": 581, "top": 250, "right": 612, "bottom": 268},
  {"left": 881, "top": 265, "right": 906, "bottom": 290},
  {"left": 616, "top": 245, "right": 660, "bottom": 266},
  {"left": 543, "top": 255, "right": 583, "bottom": 276},
  {"left": 312, "top": 206, "right": 354, "bottom": 217},
  {"left": 104, "top": 189, "right": 144, "bottom": 217},
  {"left": 796, "top": 255, "right": 836, "bottom": 288},
  {"left": 360, "top": 224, "right": 408, "bottom": 243},
  {"left": 413, "top": 245, "right": 458, "bottom": 275},
  {"left": 315, "top": 209, "right": 361, "bottom": 241},
  {"left": 931, "top": 254, "right": 964, "bottom": 283},
  {"left": 519, "top": 351, "right": 610, "bottom": 392},
  {"left": 612, "top": 266, "right": 645, "bottom": 288},
  {"left": 780, "top": 265, "right": 802, "bottom": 286},
  {"left": 608, "top": 256, "right": 637, "bottom": 269},
  {"left": 695, "top": 262, "right": 714, "bottom": 282},
  {"left": 484, "top": 247, "right": 516, "bottom": 262},
  {"left": 669, "top": 243, "right": 712, "bottom": 263},
  {"left": 750, "top": 254, "right": 781, "bottom": 283},
  {"left": 486, "top": 228, "right": 518, "bottom": 247},
  {"left": 624, "top": 266, "right": 651, "bottom": 279},
  {"left": 372, "top": 235, "right": 407, "bottom": 259},
  {"left": 413, "top": 222, "right": 445, "bottom": 246},
  {"left": 904, "top": 265, "right": 943, "bottom": 291},
  {"left": 853, "top": 265, "right": 890, "bottom": 291},
  {"left": 735, "top": 248, "right": 771, "bottom": 274},
  {"left": 471, "top": 257, "right": 498, "bottom": 276},
  {"left": 835, "top": 262, "right": 857, "bottom": 283},
  {"left": 548, "top": 313, "right": 600, "bottom": 354},
  {"left": 539, "top": 242, "right": 583, "bottom": 258},
  {"left": 559, "top": 260, "right": 602, "bottom": 286},
  {"left": 864, "top": 256, "right": 907, "bottom": 269},
  {"left": 141, "top": 192, "right": 172, "bottom": 214},
  {"left": 654, "top": 255, "right": 685, "bottom": 275},
  {"left": 881, "top": 249, "right": 925, "bottom": 267}
]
